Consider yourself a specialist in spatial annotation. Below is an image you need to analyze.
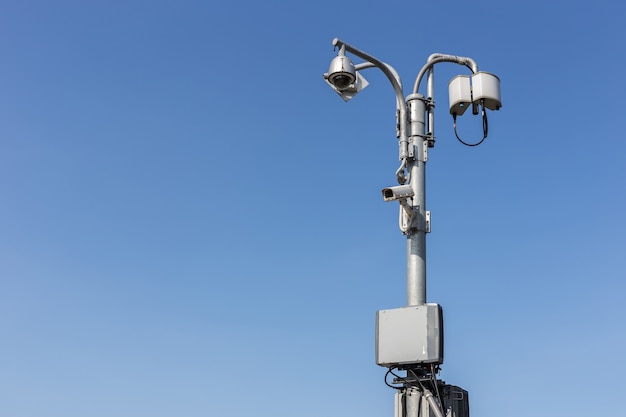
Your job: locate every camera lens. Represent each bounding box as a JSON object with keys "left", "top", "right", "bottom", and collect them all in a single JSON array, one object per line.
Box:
[{"left": 332, "top": 74, "right": 352, "bottom": 90}]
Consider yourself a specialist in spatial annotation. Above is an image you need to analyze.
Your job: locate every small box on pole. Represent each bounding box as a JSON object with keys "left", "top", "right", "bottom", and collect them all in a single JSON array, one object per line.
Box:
[{"left": 376, "top": 304, "right": 444, "bottom": 367}]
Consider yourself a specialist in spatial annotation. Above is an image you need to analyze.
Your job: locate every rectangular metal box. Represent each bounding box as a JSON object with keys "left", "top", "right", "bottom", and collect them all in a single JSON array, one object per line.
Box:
[
  {"left": 441, "top": 385, "right": 470, "bottom": 417},
  {"left": 376, "top": 304, "right": 444, "bottom": 367}
]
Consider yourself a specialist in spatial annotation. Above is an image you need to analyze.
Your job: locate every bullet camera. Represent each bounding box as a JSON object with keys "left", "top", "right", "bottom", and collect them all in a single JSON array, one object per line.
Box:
[{"left": 382, "top": 185, "right": 415, "bottom": 202}]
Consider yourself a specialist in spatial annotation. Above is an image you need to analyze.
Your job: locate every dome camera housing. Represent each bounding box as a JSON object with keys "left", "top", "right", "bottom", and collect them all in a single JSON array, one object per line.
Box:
[{"left": 327, "top": 55, "right": 356, "bottom": 90}]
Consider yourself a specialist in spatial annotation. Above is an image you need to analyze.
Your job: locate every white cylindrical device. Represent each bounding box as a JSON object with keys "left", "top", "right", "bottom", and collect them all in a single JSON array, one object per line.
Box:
[
  {"left": 448, "top": 75, "right": 472, "bottom": 115},
  {"left": 471, "top": 72, "right": 502, "bottom": 110}
]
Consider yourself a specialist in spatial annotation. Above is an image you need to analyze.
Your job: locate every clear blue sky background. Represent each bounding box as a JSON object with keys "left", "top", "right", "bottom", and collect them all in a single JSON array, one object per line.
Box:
[{"left": 1, "top": 1, "right": 624, "bottom": 416}]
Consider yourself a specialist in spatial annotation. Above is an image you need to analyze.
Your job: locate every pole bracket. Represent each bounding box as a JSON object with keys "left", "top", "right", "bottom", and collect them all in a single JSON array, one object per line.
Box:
[
  {"left": 400, "top": 206, "right": 431, "bottom": 234},
  {"left": 408, "top": 135, "right": 430, "bottom": 161}
]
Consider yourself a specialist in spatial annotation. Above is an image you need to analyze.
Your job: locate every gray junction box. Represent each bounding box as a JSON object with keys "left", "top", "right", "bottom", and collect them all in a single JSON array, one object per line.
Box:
[{"left": 376, "top": 304, "right": 444, "bottom": 367}]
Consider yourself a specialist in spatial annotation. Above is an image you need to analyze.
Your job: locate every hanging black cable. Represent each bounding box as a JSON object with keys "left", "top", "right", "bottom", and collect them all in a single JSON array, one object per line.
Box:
[
  {"left": 389, "top": 367, "right": 403, "bottom": 379},
  {"left": 384, "top": 367, "right": 404, "bottom": 390},
  {"left": 453, "top": 101, "right": 489, "bottom": 147}
]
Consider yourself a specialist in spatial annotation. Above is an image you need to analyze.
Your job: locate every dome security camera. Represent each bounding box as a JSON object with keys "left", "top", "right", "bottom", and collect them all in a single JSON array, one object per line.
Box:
[{"left": 327, "top": 55, "right": 356, "bottom": 91}]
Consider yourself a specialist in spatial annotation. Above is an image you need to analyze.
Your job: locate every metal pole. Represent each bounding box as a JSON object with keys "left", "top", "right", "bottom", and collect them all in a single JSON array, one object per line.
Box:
[
  {"left": 406, "top": 94, "right": 428, "bottom": 307},
  {"left": 405, "top": 388, "right": 421, "bottom": 417},
  {"left": 404, "top": 93, "right": 428, "bottom": 417}
]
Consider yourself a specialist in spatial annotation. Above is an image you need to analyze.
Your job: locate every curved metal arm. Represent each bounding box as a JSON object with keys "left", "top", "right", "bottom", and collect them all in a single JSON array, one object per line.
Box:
[
  {"left": 333, "top": 38, "right": 409, "bottom": 159},
  {"left": 412, "top": 53, "right": 479, "bottom": 95},
  {"left": 354, "top": 62, "right": 404, "bottom": 111}
]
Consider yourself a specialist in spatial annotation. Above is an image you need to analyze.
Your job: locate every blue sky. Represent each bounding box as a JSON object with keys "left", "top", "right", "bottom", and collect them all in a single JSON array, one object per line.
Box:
[{"left": 1, "top": 1, "right": 624, "bottom": 416}]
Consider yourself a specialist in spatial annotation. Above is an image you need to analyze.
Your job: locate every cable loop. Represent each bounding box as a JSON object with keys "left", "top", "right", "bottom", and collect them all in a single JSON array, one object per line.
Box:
[{"left": 452, "top": 102, "right": 489, "bottom": 147}]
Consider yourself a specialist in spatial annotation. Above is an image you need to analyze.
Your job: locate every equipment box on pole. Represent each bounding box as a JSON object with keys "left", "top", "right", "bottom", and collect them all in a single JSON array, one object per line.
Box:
[{"left": 376, "top": 303, "right": 444, "bottom": 367}]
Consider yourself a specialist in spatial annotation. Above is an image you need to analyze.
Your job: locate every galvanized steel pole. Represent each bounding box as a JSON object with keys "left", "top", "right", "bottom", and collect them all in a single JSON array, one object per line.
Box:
[{"left": 406, "top": 94, "right": 428, "bottom": 307}]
